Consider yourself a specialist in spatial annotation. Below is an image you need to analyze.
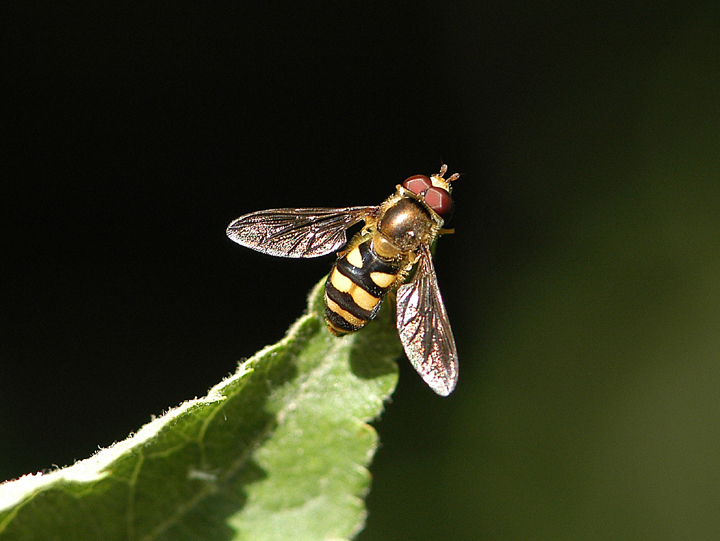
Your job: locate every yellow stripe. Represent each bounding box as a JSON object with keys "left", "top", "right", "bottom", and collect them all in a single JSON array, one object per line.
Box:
[
  {"left": 346, "top": 246, "right": 363, "bottom": 268},
  {"left": 350, "top": 286, "right": 381, "bottom": 312},
  {"left": 331, "top": 267, "right": 381, "bottom": 311},
  {"left": 370, "top": 271, "right": 396, "bottom": 288},
  {"left": 325, "top": 295, "right": 366, "bottom": 327},
  {"left": 327, "top": 321, "right": 349, "bottom": 336},
  {"left": 329, "top": 268, "right": 353, "bottom": 293}
]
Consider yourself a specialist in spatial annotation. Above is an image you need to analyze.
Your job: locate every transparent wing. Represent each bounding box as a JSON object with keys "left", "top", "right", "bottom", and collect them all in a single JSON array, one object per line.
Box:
[
  {"left": 396, "top": 243, "right": 458, "bottom": 396},
  {"left": 227, "top": 206, "right": 377, "bottom": 258}
]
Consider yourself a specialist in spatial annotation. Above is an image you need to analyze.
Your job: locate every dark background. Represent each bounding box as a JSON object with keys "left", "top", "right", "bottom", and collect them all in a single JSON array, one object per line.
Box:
[{"left": 4, "top": 1, "right": 720, "bottom": 539}]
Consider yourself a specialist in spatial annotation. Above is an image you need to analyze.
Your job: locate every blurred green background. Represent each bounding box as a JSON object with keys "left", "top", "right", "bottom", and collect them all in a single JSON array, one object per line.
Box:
[
  {"left": 3, "top": 1, "right": 720, "bottom": 539},
  {"left": 362, "top": 4, "right": 720, "bottom": 540}
]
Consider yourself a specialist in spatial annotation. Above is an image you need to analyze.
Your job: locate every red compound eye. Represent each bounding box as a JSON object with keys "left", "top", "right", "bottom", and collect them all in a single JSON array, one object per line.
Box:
[
  {"left": 402, "top": 174, "right": 432, "bottom": 195},
  {"left": 423, "top": 187, "right": 453, "bottom": 217}
]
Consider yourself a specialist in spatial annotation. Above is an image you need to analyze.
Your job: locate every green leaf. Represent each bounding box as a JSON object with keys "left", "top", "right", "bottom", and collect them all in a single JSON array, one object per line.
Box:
[{"left": 0, "top": 278, "right": 400, "bottom": 541}]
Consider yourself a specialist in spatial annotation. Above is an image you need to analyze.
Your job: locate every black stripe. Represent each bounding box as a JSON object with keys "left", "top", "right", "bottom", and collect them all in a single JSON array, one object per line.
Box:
[
  {"left": 336, "top": 240, "right": 399, "bottom": 298},
  {"left": 325, "top": 277, "right": 376, "bottom": 321},
  {"left": 325, "top": 304, "right": 362, "bottom": 334}
]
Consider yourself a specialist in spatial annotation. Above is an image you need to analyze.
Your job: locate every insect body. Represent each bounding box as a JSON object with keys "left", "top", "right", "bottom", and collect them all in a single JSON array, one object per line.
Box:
[{"left": 227, "top": 165, "right": 459, "bottom": 395}]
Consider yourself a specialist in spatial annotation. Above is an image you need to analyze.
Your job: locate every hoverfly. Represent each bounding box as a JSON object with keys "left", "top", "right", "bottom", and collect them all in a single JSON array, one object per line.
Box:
[{"left": 226, "top": 165, "right": 459, "bottom": 395}]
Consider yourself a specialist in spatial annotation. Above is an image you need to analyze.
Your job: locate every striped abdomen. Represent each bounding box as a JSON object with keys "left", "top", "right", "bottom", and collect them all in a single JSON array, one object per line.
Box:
[{"left": 324, "top": 238, "right": 400, "bottom": 335}]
